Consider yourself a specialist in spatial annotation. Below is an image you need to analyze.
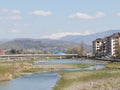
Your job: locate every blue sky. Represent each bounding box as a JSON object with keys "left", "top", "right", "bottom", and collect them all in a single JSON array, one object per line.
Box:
[{"left": 0, "top": 0, "right": 120, "bottom": 39}]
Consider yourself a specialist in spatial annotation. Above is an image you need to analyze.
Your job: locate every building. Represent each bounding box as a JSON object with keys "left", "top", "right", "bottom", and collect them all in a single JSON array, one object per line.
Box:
[
  {"left": 93, "top": 38, "right": 106, "bottom": 56},
  {"left": 105, "top": 32, "right": 120, "bottom": 56},
  {"left": 0, "top": 49, "right": 6, "bottom": 55},
  {"left": 93, "top": 32, "right": 120, "bottom": 57}
]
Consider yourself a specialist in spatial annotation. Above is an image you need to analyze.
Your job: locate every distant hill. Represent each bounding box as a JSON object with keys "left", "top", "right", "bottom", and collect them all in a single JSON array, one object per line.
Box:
[
  {"left": 0, "top": 39, "right": 92, "bottom": 52},
  {"left": 0, "top": 30, "right": 119, "bottom": 52},
  {"left": 0, "top": 39, "right": 11, "bottom": 43},
  {"left": 60, "top": 30, "right": 120, "bottom": 45}
]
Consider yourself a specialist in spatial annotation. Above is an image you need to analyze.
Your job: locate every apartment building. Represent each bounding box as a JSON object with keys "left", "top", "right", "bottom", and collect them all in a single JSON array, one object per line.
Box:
[
  {"left": 93, "top": 32, "right": 120, "bottom": 57},
  {"left": 105, "top": 33, "right": 120, "bottom": 56},
  {"left": 93, "top": 38, "right": 106, "bottom": 56}
]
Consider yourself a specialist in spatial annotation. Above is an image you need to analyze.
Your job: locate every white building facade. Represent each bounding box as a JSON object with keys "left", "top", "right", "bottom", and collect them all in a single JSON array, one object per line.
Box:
[{"left": 93, "top": 32, "right": 120, "bottom": 57}]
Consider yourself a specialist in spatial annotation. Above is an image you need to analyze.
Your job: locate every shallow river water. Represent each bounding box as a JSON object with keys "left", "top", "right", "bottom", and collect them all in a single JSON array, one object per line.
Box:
[{"left": 0, "top": 59, "right": 105, "bottom": 90}]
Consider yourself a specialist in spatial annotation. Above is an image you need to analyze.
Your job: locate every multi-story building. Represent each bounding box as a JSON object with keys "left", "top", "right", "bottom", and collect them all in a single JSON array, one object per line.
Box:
[
  {"left": 93, "top": 32, "right": 120, "bottom": 57},
  {"left": 93, "top": 38, "right": 106, "bottom": 56},
  {"left": 105, "top": 33, "right": 120, "bottom": 56}
]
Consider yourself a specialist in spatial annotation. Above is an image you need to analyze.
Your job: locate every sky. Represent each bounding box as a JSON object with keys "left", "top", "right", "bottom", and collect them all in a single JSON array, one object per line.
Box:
[{"left": 0, "top": 0, "right": 120, "bottom": 39}]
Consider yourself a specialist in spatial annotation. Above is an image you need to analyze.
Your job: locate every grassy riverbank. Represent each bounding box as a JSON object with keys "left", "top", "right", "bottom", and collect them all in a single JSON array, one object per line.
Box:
[
  {"left": 22, "top": 64, "right": 91, "bottom": 73},
  {"left": 53, "top": 62, "right": 120, "bottom": 90},
  {"left": 0, "top": 65, "right": 13, "bottom": 80},
  {"left": 0, "top": 60, "right": 32, "bottom": 81},
  {"left": 0, "top": 59, "right": 91, "bottom": 81}
]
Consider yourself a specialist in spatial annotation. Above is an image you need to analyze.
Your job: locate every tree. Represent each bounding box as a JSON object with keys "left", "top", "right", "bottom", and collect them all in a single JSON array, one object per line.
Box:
[
  {"left": 10, "top": 49, "right": 17, "bottom": 54},
  {"left": 10, "top": 49, "right": 23, "bottom": 54},
  {"left": 66, "top": 41, "right": 87, "bottom": 57},
  {"left": 95, "top": 51, "right": 103, "bottom": 57},
  {"left": 115, "top": 46, "right": 120, "bottom": 59},
  {"left": 79, "top": 41, "right": 86, "bottom": 56},
  {"left": 66, "top": 47, "right": 80, "bottom": 54}
]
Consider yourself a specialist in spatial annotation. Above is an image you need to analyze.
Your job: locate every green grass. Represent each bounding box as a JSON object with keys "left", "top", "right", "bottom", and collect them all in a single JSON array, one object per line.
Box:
[
  {"left": 0, "top": 59, "right": 93, "bottom": 81},
  {"left": 71, "top": 64, "right": 92, "bottom": 68},
  {"left": 53, "top": 62, "right": 120, "bottom": 90},
  {"left": 22, "top": 68, "right": 55, "bottom": 73},
  {"left": 22, "top": 64, "right": 92, "bottom": 73},
  {"left": 54, "top": 69, "right": 120, "bottom": 90},
  {"left": 105, "top": 62, "right": 120, "bottom": 69},
  {"left": 0, "top": 59, "right": 34, "bottom": 80},
  {"left": 0, "top": 65, "right": 13, "bottom": 81},
  {"left": 0, "top": 61, "right": 91, "bottom": 80},
  {"left": 0, "top": 65, "right": 12, "bottom": 74}
]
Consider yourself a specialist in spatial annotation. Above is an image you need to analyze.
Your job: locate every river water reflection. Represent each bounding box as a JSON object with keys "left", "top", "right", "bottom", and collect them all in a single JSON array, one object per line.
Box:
[{"left": 0, "top": 59, "right": 105, "bottom": 90}]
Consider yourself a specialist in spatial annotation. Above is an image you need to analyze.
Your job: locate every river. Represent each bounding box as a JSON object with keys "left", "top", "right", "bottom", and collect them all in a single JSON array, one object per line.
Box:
[{"left": 0, "top": 59, "right": 105, "bottom": 90}]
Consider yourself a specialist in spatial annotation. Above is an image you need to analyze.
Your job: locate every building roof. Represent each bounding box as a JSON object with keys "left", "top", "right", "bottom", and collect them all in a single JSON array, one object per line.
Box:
[
  {"left": 106, "top": 32, "right": 120, "bottom": 39},
  {"left": 93, "top": 38, "right": 105, "bottom": 43}
]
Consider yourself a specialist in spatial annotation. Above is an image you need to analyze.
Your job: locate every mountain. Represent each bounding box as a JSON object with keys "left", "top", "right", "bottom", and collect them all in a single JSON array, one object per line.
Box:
[
  {"left": 0, "top": 30, "right": 119, "bottom": 52},
  {"left": 60, "top": 30, "right": 120, "bottom": 45},
  {"left": 0, "top": 39, "right": 11, "bottom": 43},
  {"left": 0, "top": 39, "right": 92, "bottom": 52}
]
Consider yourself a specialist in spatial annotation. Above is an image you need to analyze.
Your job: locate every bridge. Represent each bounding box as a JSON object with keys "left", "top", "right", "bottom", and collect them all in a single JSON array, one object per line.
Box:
[{"left": 0, "top": 54, "right": 78, "bottom": 60}]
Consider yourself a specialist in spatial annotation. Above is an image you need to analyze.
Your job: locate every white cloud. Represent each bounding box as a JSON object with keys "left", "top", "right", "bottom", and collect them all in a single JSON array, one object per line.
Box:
[
  {"left": 0, "top": 9, "right": 21, "bottom": 15},
  {"left": 69, "top": 11, "right": 106, "bottom": 19},
  {"left": 69, "top": 13, "right": 93, "bottom": 19},
  {"left": 8, "top": 15, "right": 22, "bottom": 20},
  {"left": 117, "top": 13, "right": 120, "bottom": 16},
  {"left": 13, "top": 23, "right": 29, "bottom": 27},
  {"left": 95, "top": 12, "right": 106, "bottom": 18},
  {"left": 0, "top": 9, "right": 22, "bottom": 20},
  {"left": 1, "top": 9, "right": 9, "bottom": 13},
  {"left": 11, "top": 10, "right": 21, "bottom": 14},
  {"left": 11, "top": 29, "right": 21, "bottom": 33},
  {"left": 32, "top": 10, "right": 52, "bottom": 16},
  {"left": 40, "top": 31, "right": 95, "bottom": 39}
]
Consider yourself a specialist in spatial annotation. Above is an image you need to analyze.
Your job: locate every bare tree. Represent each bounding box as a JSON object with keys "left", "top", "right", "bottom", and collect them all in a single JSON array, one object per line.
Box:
[
  {"left": 66, "top": 47, "right": 80, "bottom": 54},
  {"left": 66, "top": 41, "right": 87, "bottom": 57},
  {"left": 79, "top": 41, "right": 86, "bottom": 56}
]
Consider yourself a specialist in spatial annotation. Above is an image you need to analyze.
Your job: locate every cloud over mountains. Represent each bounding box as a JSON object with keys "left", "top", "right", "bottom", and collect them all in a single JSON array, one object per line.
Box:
[{"left": 40, "top": 31, "right": 95, "bottom": 39}]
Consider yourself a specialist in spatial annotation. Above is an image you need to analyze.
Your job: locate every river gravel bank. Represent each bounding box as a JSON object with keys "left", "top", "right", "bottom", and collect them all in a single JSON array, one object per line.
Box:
[
  {"left": 53, "top": 62, "right": 120, "bottom": 90},
  {"left": 0, "top": 59, "right": 91, "bottom": 81},
  {"left": 65, "top": 77, "right": 120, "bottom": 90}
]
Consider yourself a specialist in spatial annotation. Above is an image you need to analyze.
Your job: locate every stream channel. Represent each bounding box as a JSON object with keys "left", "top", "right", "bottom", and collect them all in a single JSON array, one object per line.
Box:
[{"left": 0, "top": 59, "right": 105, "bottom": 90}]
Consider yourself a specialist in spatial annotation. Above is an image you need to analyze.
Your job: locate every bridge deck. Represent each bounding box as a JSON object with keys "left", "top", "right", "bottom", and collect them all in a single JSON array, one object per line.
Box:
[
  {"left": 0, "top": 54, "right": 78, "bottom": 57},
  {"left": 0, "top": 54, "right": 78, "bottom": 60}
]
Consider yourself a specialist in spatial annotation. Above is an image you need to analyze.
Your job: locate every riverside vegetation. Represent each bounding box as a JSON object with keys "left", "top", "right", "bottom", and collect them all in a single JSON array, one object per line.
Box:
[
  {"left": 0, "top": 59, "right": 91, "bottom": 81},
  {"left": 0, "top": 59, "right": 33, "bottom": 81},
  {"left": 1, "top": 59, "right": 120, "bottom": 90},
  {"left": 53, "top": 62, "right": 120, "bottom": 90}
]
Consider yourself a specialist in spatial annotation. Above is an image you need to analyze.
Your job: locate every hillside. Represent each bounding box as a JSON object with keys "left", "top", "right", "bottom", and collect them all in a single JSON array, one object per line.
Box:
[
  {"left": 0, "top": 39, "right": 92, "bottom": 52},
  {"left": 60, "top": 30, "right": 120, "bottom": 45}
]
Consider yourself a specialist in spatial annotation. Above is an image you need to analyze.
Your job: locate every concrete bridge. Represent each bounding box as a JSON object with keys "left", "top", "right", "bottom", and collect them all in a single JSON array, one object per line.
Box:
[{"left": 0, "top": 54, "right": 78, "bottom": 60}]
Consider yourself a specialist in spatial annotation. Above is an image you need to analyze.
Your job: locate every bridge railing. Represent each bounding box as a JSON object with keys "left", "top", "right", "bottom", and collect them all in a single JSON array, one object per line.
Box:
[{"left": 0, "top": 54, "right": 78, "bottom": 60}]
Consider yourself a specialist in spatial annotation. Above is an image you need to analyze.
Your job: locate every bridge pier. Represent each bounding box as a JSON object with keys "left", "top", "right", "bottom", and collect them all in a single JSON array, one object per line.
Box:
[
  {"left": 46, "top": 57, "right": 49, "bottom": 60},
  {"left": 33, "top": 57, "right": 36, "bottom": 60},
  {"left": 59, "top": 56, "right": 62, "bottom": 59},
  {"left": 7, "top": 56, "right": 10, "bottom": 60},
  {"left": 20, "top": 57, "right": 23, "bottom": 60},
  {"left": 72, "top": 56, "right": 75, "bottom": 59},
  {"left": 33, "top": 54, "right": 36, "bottom": 60}
]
